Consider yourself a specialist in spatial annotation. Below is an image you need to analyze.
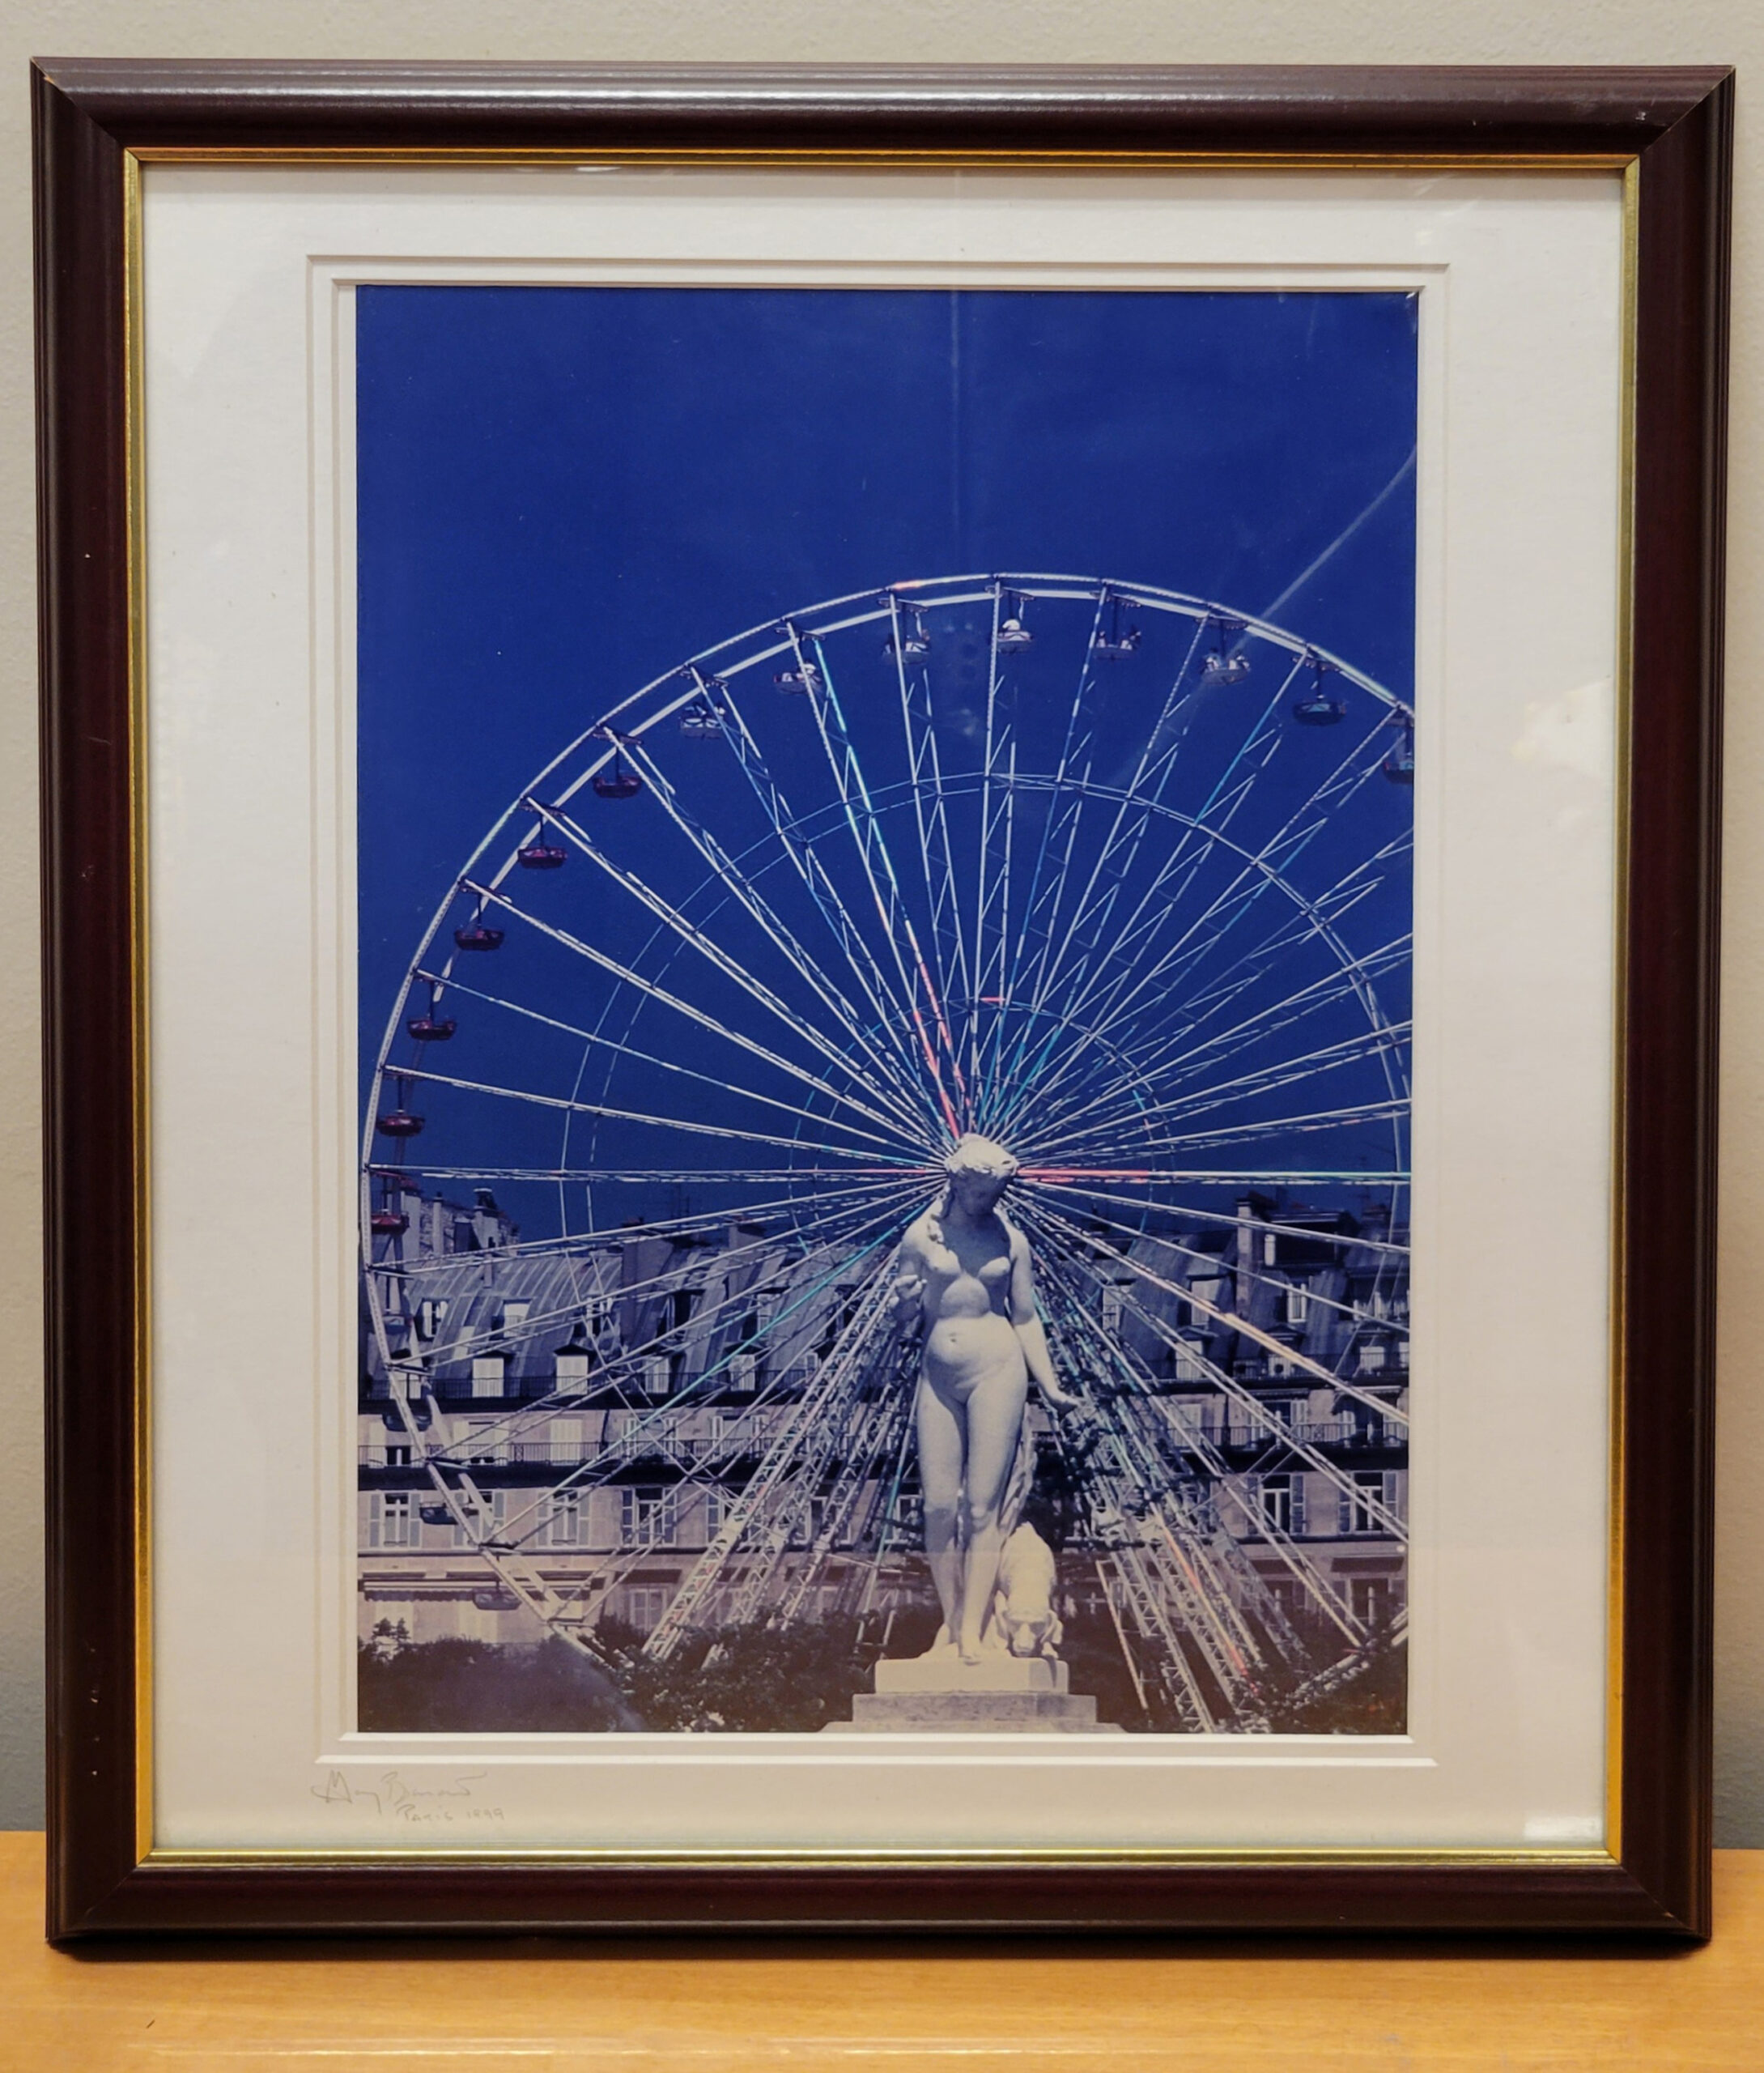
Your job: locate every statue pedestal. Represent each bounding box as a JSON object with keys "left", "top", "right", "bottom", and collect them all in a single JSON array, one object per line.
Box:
[{"left": 822, "top": 1652, "right": 1123, "bottom": 1733}]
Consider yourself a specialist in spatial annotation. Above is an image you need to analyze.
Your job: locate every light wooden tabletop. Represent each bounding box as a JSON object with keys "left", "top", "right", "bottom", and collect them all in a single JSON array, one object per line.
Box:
[{"left": 6, "top": 1833, "right": 1761, "bottom": 2070}]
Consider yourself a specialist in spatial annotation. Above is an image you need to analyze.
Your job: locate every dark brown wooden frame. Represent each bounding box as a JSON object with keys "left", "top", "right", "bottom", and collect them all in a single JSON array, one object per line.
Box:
[{"left": 34, "top": 59, "right": 1731, "bottom": 1941}]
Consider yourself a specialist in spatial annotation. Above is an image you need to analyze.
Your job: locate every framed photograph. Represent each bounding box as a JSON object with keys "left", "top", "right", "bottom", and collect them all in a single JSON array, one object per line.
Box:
[{"left": 36, "top": 60, "right": 1730, "bottom": 1938}]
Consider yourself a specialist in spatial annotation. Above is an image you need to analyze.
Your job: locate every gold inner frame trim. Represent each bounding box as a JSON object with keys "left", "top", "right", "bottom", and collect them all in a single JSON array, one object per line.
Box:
[
  {"left": 143, "top": 1844, "right": 1617, "bottom": 1871},
  {"left": 130, "top": 147, "right": 1639, "bottom": 173},
  {"left": 1602, "top": 155, "right": 1643, "bottom": 1871},
  {"left": 123, "top": 146, "right": 155, "bottom": 1871},
  {"left": 123, "top": 143, "right": 1640, "bottom": 1875}
]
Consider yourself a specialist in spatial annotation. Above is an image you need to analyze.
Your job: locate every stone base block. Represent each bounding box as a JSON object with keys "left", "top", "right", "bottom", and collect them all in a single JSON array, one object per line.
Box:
[{"left": 873, "top": 1654, "right": 1069, "bottom": 1696}]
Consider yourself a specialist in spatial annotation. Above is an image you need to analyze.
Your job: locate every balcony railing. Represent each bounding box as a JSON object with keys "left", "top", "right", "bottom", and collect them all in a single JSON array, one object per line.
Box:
[
  {"left": 1214, "top": 1420, "right": 1407, "bottom": 1451},
  {"left": 359, "top": 1416, "right": 793, "bottom": 1471}
]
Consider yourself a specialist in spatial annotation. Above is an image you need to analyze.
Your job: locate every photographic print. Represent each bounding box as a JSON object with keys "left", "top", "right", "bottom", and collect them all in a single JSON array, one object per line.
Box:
[{"left": 355, "top": 283, "right": 1417, "bottom": 1740}]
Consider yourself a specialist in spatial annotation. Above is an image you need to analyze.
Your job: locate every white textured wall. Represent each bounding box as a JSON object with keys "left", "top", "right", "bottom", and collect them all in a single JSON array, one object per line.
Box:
[{"left": 0, "top": 1, "right": 1756, "bottom": 1842}]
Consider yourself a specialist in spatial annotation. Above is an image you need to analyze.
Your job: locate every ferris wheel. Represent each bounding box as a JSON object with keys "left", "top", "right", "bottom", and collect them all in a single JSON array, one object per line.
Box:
[{"left": 362, "top": 572, "right": 1414, "bottom": 1728}]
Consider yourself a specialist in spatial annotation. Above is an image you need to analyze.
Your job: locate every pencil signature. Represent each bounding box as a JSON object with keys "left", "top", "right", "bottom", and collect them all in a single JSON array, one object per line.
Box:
[{"left": 311, "top": 1769, "right": 505, "bottom": 1823}]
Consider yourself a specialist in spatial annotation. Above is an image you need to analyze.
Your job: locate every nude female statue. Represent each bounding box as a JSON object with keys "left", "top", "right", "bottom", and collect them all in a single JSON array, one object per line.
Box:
[{"left": 894, "top": 1135, "right": 1083, "bottom": 1664}]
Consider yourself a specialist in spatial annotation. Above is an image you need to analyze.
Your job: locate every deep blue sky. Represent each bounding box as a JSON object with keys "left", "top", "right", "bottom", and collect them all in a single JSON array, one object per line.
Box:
[{"left": 356, "top": 286, "right": 1418, "bottom": 1231}]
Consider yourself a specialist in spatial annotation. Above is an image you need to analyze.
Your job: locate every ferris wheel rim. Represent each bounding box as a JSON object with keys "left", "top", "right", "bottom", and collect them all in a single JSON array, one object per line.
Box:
[{"left": 361, "top": 568, "right": 1414, "bottom": 1702}]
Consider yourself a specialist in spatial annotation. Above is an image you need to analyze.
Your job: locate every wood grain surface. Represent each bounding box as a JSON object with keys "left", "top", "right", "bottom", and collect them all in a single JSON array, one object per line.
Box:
[{"left": 6, "top": 1834, "right": 1762, "bottom": 2070}]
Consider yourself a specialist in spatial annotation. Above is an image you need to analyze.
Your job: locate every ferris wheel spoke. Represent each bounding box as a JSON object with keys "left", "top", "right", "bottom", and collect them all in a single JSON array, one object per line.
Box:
[
  {"left": 1026, "top": 1096, "right": 1409, "bottom": 1172},
  {"left": 1022, "top": 1190, "right": 1406, "bottom": 1334},
  {"left": 1049, "top": 887, "right": 1407, "bottom": 1138},
  {"left": 432, "top": 1207, "right": 913, "bottom": 1505},
  {"left": 997, "top": 827, "right": 1397, "bottom": 1147},
  {"left": 798, "top": 630, "right": 969, "bottom": 1134},
  {"left": 383, "top": 1164, "right": 926, "bottom": 1198},
  {"left": 1056, "top": 720, "right": 1392, "bottom": 1045},
  {"left": 1020, "top": 1174, "right": 1410, "bottom": 1257},
  {"left": 1019, "top": 1194, "right": 1409, "bottom": 1451},
  {"left": 603, "top": 742, "right": 935, "bottom": 1134},
  {"left": 455, "top": 877, "right": 933, "bottom": 1147},
  {"left": 1055, "top": 704, "right": 1390, "bottom": 1039},
  {"left": 1022, "top": 1022, "right": 1412, "bottom": 1167},
  {"left": 976, "top": 766, "right": 1392, "bottom": 1143},
  {"left": 961, "top": 582, "right": 1017, "bottom": 1113},
  {"left": 1018, "top": 1197, "right": 1409, "bottom": 1454},
  {"left": 1015, "top": 651, "right": 1303, "bottom": 1050},
  {"left": 1027, "top": 809, "right": 1407, "bottom": 1130},
  {"left": 1013, "top": 637, "right": 1297, "bottom": 1072},
  {"left": 714, "top": 675, "right": 948, "bottom": 1124},
  {"left": 1084, "top": 794, "right": 1404, "bottom": 1059},
  {"left": 977, "top": 586, "right": 1112, "bottom": 1114},
  {"left": 399, "top": 1064, "right": 929, "bottom": 1165},
  {"left": 1114, "top": 920, "right": 1413, "bottom": 1104},
  {"left": 484, "top": 804, "right": 935, "bottom": 1148},
  {"left": 420, "top": 1187, "right": 922, "bottom": 1441},
  {"left": 413, "top": 967, "right": 911, "bottom": 1157},
  {"left": 888, "top": 595, "right": 976, "bottom": 1049},
  {"left": 1116, "top": 1096, "right": 1409, "bottom": 1153}
]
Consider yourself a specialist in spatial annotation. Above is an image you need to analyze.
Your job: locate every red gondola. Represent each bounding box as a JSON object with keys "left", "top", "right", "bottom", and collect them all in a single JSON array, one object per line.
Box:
[
  {"left": 1383, "top": 726, "right": 1416, "bottom": 784},
  {"left": 592, "top": 758, "right": 644, "bottom": 800},
  {"left": 1293, "top": 656, "right": 1345, "bottom": 726},
  {"left": 406, "top": 1014, "right": 457, "bottom": 1041},
  {"left": 376, "top": 1109, "right": 424, "bottom": 1139},
  {"left": 453, "top": 922, "right": 504, "bottom": 950},
  {"left": 518, "top": 840, "right": 567, "bottom": 869}
]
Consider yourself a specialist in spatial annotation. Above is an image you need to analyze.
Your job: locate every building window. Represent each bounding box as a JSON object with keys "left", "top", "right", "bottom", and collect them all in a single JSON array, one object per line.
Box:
[
  {"left": 546, "top": 1491, "right": 584, "bottom": 1547},
  {"left": 1172, "top": 1335, "right": 1208, "bottom": 1381},
  {"left": 1268, "top": 1352, "right": 1294, "bottom": 1378},
  {"left": 621, "top": 1486, "right": 677, "bottom": 1546},
  {"left": 1263, "top": 1575, "right": 1303, "bottom": 1626},
  {"left": 544, "top": 1418, "right": 583, "bottom": 1464},
  {"left": 1259, "top": 1475, "right": 1304, "bottom": 1536},
  {"left": 452, "top": 1488, "right": 505, "bottom": 1547},
  {"left": 1357, "top": 1342, "right": 1386, "bottom": 1374},
  {"left": 369, "top": 1493, "right": 416, "bottom": 1548},
  {"left": 643, "top": 1355, "right": 671, "bottom": 1397},
  {"left": 729, "top": 1351, "right": 756, "bottom": 1392},
  {"left": 1350, "top": 1576, "right": 1394, "bottom": 1628},
  {"left": 384, "top": 1442, "right": 413, "bottom": 1468},
  {"left": 703, "top": 1488, "right": 727, "bottom": 1543},
  {"left": 555, "top": 1349, "right": 590, "bottom": 1390},
  {"left": 470, "top": 1352, "right": 506, "bottom": 1397},
  {"left": 621, "top": 1586, "right": 669, "bottom": 1635},
  {"left": 1101, "top": 1287, "right": 1125, "bottom": 1333},
  {"left": 1262, "top": 1231, "right": 1278, "bottom": 1266},
  {"left": 1341, "top": 1471, "right": 1389, "bottom": 1535},
  {"left": 1284, "top": 1285, "right": 1310, "bottom": 1326},
  {"left": 461, "top": 1419, "right": 501, "bottom": 1464},
  {"left": 502, "top": 1300, "right": 530, "bottom": 1330},
  {"left": 1188, "top": 1275, "right": 1226, "bottom": 1318}
]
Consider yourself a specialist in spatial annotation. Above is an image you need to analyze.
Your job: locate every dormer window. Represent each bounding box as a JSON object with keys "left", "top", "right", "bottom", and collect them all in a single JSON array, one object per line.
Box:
[
  {"left": 555, "top": 1345, "right": 591, "bottom": 1390},
  {"left": 470, "top": 1351, "right": 506, "bottom": 1397},
  {"left": 502, "top": 1300, "right": 530, "bottom": 1330}
]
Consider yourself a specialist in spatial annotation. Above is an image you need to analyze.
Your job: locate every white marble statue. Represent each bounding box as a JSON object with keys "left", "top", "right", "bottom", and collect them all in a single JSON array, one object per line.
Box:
[{"left": 893, "top": 1134, "right": 1084, "bottom": 1665}]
